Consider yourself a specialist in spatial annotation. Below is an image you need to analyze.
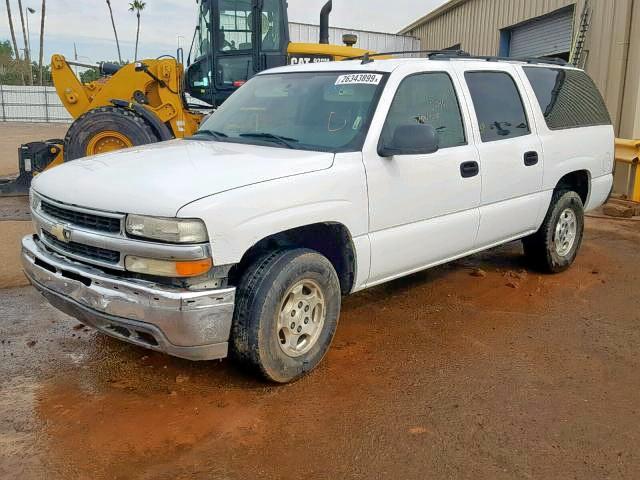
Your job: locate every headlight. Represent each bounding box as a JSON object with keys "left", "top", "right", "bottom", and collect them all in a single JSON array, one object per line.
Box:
[
  {"left": 125, "top": 215, "right": 208, "bottom": 243},
  {"left": 125, "top": 256, "right": 212, "bottom": 277}
]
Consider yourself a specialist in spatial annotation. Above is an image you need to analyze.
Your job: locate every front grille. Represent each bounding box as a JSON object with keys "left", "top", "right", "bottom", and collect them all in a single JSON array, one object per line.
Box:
[
  {"left": 42, "top": 230, "right": 121, "bottom": 264},
  {"left": 41, "top": 201, "right": 121, "bottom": 233}
]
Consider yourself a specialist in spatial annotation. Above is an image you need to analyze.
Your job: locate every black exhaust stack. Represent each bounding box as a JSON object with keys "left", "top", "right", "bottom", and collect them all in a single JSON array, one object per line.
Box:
[{"left": 319, "top": 1, "right": 332, "bottom": 44}]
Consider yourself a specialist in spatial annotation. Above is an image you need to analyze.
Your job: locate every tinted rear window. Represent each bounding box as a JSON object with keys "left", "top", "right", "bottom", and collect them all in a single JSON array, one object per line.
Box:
[
  {"left": 523, "top": 67, "right": 611, "bottom": 130},
  {"left": 464, "top": 71, "right": 531, "bottom": 143}
]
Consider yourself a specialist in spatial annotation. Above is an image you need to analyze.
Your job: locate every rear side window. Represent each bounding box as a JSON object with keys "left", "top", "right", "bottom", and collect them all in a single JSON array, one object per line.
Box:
[
  {"left": 465, "top": 71, "right": 531, "bottom": 142},
  {"left": 381, "top": 72, "right": 466, "bottom": 149},
  {"left": 523, "top": 67, "right": 611, "bottom": 130}
]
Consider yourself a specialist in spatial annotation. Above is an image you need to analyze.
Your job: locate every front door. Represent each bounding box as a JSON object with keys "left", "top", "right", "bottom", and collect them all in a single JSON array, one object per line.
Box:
[
  {"left": 213, "top": 0, "right": 257, "bottom": 101},
  {"left": 363, "top": 70, "right": 482, "bottom": 286}
]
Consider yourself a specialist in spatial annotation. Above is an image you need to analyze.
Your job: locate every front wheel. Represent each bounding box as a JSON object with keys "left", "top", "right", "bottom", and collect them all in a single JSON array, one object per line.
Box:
[
  {"left": 231, "top": 249, "right": 341, "bottom": 383},
  {"left": 523, "top": 190, "right": 585, "bottom": 273}
]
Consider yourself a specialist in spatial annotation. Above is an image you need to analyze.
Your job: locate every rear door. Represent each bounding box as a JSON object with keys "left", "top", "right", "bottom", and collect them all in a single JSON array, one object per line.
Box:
[
  {"left": 453, "top": 63, "right": 545, "bottom": 247},
  {"left": 213, "top": 0, "right": 257, "bottom": 96}
]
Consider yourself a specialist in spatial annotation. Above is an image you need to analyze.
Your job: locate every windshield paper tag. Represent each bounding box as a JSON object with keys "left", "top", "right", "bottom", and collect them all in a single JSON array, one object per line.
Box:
[{"left": 335, "top": 74, "right": 382, "bottom": 86}]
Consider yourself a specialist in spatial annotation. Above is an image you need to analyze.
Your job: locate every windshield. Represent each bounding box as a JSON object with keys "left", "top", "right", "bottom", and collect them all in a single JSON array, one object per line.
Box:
[{"left": 197, "top": 71, "right": 388, "bottom": 152}]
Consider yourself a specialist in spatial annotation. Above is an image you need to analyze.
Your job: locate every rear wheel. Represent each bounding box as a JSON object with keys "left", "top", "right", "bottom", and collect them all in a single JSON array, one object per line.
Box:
[
  {"left": 523, "top": 190, "right": 584, "bottom": 273},
  {"left": 63, "top": 106, "right": 160, "bottom": 161},
  {"left": 231, "top": 249, "right": 341, "bottom": 383}
]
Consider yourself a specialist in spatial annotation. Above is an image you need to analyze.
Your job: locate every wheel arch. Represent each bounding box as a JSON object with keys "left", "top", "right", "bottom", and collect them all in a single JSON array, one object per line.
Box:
[
  {"left": 228, "top": 222, "right": 358, "bottom": 295},
  {"left": 109, "top": 99, "right": 174, "bottom": 141},
  {"left": 554, "top": 169, "right": 591, "bottom": 205}
]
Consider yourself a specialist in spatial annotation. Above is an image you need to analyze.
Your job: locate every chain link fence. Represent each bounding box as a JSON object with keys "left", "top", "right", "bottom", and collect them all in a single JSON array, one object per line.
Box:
[{"left": 0, "top": 83, "right": 72, "bottom": 123}]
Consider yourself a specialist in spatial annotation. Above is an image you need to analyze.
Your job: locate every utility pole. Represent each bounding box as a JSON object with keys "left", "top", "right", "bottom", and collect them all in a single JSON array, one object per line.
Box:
[
  {"left": 74, "top": 42, "right": 78, "bottom": 76},
  {"left": 5, "top": 0, "right": 26, "bottom": 84},
  {"left": 26, "top": 7, "right": 35, "bottom": 58},
  {"left": 17, "top": 1, "right": 33, "bottom": 84},
  {"left": 37, "top": 0, "right": 45, "bottom": 85}
]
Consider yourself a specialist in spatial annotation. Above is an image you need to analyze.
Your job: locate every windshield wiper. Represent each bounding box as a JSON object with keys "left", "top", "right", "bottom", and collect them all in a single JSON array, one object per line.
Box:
[
  {"left": 239, "top": 132, "right": 298, "bottom": 149},
  {"left": 192, "top": 130, "right": 228, "bottom": 140}
]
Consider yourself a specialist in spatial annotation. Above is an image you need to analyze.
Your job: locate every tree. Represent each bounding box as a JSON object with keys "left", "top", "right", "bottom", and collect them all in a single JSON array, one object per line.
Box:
[
  {"left": 37, "top": 0, "right": 45, "bottom": 85},
  {"left": 0, "top": 39, "right": 13, "bottom": 59},
  {"left": 106, "top": 0, "right": 123, "bottom": 64},
  {"left": 17, "top": 0, "right": 33, "bottom": 84},
  {"left": 4, "top": 0, "right": 25, "bottom": 84},
  {"left": 129, "top": 1, "right": 146, "bottom": 61},
  {"left": 32, "top": 60, "right": 50, "bottom": 85},
  {"left": 79, "top": 68, "right": 100, "bottom": 83},
  {"left": 0, "top": 39, "right": 29, "bottom": 85}
]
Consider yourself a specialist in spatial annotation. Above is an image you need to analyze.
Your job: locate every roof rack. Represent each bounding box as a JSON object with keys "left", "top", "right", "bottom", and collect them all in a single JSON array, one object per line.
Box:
[
  {"left": 429, "top": 51, "right": 568, "bottom": 65},
  {"left": 341, "top": 49, "right": 469, "bottom": 63},
  {"left": 342, "top": 49, "right": 568, "bottom": 66}
]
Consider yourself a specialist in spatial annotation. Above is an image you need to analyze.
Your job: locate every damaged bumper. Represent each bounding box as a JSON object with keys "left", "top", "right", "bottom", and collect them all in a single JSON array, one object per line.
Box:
[{"left": 21, "top": 235, "right": 236, "bottom": 361}]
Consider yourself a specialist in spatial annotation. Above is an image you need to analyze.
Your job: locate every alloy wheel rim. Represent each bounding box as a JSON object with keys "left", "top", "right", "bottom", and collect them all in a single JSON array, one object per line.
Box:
[
  {"left": 276, "top": 279, "right": 326, "bottom": 357},
  {"left": 554, "top": 208, "right": 577, "bottom": 257}
]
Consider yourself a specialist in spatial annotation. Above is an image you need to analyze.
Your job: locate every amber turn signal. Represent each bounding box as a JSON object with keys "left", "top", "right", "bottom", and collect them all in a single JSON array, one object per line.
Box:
[
  {"left": 175, "top": 258, "right": 214, "bottom": 277},
  {"left": 125, "top": 256, "right": 212, "bottom": 278}
]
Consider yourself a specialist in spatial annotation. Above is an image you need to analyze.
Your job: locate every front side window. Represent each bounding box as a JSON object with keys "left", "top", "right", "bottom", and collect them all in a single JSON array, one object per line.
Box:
[
  {"left": 198, "top": 71, "right": 388, "bottom": 152},
  {"left": 465, "top": 71, "right": 530, "bottom": 142},
  {"left": 260, "top": 0, "right": 283, "bottom": 51},
  {"left": 523, "top": 67, "right": 611, "bottom": 130},
  {"left": 192, "top": 1, "right": 211, "bottom": 61},
  {"left": 381, "top": 72, "right": 466, "bottom": 150}
]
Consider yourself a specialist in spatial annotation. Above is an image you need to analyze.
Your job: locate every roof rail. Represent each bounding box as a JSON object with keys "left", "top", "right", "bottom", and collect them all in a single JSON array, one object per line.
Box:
[
  {"left": 341, "top": 49, "right": 568, "bottom": 66},
  {"left": 341, "top": 49, "right": 470, "bottom": 64},
  {"left": 429, "top": 51, "right": 568, "bottom": 65}
]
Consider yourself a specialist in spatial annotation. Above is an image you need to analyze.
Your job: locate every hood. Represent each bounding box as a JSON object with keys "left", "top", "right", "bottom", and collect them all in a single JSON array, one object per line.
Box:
[{"left": 32, "top": 140, "right": 334, "bottom": 217}]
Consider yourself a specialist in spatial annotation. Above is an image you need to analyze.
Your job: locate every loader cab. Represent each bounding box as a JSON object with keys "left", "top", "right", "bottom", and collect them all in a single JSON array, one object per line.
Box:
[{"left": 186, "top": 0, "right": 290, "bottom": 106}]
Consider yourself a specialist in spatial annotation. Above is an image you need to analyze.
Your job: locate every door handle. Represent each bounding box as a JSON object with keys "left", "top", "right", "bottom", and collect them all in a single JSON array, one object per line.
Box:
[
  {"left": 524, "top": 151, "right": 539, "bottom": 166},
  {"left": 460, "top": 161, "right": 479, "bottom": 178}
]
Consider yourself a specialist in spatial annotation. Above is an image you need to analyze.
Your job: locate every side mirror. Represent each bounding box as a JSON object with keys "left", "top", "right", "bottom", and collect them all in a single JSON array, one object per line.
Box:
[{"left": 378, "top": 124, "right": 439, "bottom": 157}]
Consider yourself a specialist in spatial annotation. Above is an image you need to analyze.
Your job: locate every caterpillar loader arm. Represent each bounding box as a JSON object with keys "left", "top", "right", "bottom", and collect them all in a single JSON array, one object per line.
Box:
[
  {"left": 50, "top": 54, "right": 203, "bottom": 144},
  {"left": 0, "top": 54, "right": 204, "bottom": 196}
]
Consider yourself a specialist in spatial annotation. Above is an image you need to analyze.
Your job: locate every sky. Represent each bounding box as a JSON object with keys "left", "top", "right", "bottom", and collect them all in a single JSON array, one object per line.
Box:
[{"left": 0, "top": 0, "right": 445, "bottom": 64}]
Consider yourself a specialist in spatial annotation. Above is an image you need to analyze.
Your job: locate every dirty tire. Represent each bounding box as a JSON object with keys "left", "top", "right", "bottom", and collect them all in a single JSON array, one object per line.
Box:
[
  {"left": 523, "top": 190, "right": 584, "bottom": 273},
  {"left": 231, "top": 249, "right": 341, "bottom": 383},
  {"left": 63, "top": 106, "right": 159, "bottom": 161}
]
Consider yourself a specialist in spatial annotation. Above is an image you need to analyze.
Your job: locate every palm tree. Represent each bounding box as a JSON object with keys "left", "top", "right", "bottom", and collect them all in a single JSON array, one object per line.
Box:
[
  {"left": 17, "top": 0, "right": 33, "bottom": 84},
  {"left": 4, "top": 0, "right": 25, "bottom": 84},
  {"left": 129, "top": 0, "right": 146, "bottom": 61},
  {"left": 106, "top": 0, "right": 123, "bottom": 64},
  {"left": 37, "top": 0, "right": 44, "bottom": 85}
]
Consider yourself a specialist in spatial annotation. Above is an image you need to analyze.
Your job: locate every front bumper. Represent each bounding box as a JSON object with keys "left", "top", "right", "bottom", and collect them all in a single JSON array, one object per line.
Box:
[{"left": 21, "top": 235, "right": 236, "bottom": 361}]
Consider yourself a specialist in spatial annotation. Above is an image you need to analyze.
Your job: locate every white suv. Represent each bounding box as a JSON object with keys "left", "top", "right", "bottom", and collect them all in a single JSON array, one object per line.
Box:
[{"left": 22, "top": 55, "right": 614, "bottom": 382}]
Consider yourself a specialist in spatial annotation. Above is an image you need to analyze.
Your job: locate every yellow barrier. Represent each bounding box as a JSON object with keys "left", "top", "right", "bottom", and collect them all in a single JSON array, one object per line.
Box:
[{"left": 615, "top": 138, "right": 640, "bottom": 202}]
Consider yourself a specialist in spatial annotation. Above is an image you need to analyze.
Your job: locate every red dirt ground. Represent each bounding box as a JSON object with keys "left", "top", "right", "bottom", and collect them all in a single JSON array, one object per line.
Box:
[{"left": 1, "top": 217, "right": 639, "bottom": 479}]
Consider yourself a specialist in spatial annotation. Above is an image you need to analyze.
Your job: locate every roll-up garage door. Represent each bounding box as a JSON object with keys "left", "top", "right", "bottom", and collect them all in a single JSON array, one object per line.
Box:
[{"left": 509, "top": 8, "right": 574, "bottom": 58}]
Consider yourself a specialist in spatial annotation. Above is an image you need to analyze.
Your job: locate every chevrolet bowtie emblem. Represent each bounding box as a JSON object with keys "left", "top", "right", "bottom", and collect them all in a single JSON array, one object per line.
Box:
[{"left": 50, "top": 223, "right": 71, "bottom": 243}]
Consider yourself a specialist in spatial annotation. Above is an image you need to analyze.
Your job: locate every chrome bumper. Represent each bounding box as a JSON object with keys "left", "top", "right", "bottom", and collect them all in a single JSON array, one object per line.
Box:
[{"left": 21, "top": 235, "right": 236, "bottom": 361}]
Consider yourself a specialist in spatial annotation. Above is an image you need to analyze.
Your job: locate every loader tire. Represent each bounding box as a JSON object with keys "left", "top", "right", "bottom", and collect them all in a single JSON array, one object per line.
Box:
[{"left": 63, "top": 106, "right": 160, "bottom": 161}]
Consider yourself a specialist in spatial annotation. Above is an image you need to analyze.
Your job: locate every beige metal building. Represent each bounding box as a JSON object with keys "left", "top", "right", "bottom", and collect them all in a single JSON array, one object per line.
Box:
[{"left": 400, "top": 0, "right": 640, "bottom": 140}]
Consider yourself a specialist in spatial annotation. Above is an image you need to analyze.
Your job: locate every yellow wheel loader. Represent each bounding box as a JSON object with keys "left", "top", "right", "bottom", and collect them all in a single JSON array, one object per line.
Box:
[{"left": 0, "top": 0, "right": 372, "bottom": 196}]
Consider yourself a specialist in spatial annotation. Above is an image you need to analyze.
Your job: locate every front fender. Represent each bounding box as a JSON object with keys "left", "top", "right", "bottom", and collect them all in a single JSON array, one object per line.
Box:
[{"left": 176, "top": 152, "right": 369, "bottom": 267}]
